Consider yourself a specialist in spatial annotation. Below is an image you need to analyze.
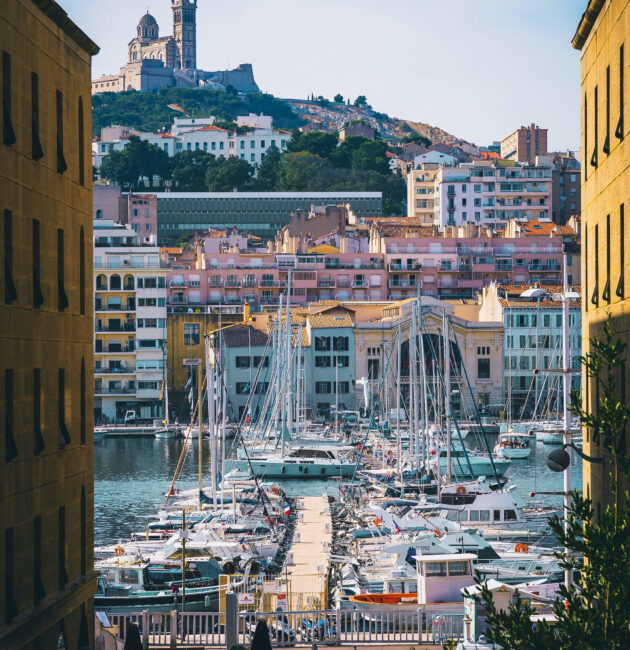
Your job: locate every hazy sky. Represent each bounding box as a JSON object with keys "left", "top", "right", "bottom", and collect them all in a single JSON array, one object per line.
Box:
[{"left": 64, "top": 0, "right": 585, "bottom": 150}]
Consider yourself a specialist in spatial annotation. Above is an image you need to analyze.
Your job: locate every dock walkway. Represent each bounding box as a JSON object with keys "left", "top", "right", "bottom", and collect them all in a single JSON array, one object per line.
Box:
[{"left": 286, "top": 496, "right": 331, "bottom": 611}]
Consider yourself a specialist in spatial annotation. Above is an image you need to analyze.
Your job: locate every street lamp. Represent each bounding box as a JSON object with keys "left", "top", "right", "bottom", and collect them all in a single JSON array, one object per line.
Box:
[{"left": 547, "top": 443, "right": 602, "bottom": 472}]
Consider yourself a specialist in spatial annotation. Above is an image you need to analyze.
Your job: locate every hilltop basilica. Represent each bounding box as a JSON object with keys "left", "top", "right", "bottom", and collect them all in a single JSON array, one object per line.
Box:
[{"left": 92, "top": 0, "right": 259, "bottom": 94}]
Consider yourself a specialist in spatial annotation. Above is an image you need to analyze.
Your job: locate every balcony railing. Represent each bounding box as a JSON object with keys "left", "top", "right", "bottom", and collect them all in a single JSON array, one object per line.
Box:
[
  {"left": 94, "top": 386, "right": 136, "bottom": 395},
  {"left": 495, "top": 263, "right": 513, "bottom": 272},
  {"left": 95, "top": 302, "right": 136, "bottom": 311},
  {"left": 224, "top": 280, "right": 242, "bottom": 287},
  {"left": 95, "top": 365, "right": 136, "bottom": 374},
  {"left": 95, "top": 324, "right": 136, "bottom": 333},
  {"left": 389, "top": 279, "right": 417, "bottom": 288},
  {"left": 528, "top": 262, "right": 561, "bottom": 271},
  {"left": 96, "top": 342, "right": 136, "bottom": 353},
  {"left": 260, "top": 280, "right": 286, "bottom": 288},
  {"left": 352, "top": 280, "right": 367, "bottom": 288}
]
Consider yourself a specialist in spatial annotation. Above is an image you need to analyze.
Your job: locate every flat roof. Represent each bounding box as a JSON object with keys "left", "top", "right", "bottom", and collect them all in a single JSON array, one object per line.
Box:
[{"left": 153, "top": 192, "right": 382, "bottom": 199}]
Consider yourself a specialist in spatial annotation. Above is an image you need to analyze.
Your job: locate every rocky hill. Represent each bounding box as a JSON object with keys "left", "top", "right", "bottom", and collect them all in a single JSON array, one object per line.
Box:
[{"left": 285, "top": 99, "right": 468, "bottom": 146}]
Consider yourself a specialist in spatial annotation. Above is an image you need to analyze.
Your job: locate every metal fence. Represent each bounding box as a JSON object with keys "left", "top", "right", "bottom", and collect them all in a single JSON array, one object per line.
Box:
[{"left": 106, "top": 607, "right": 464, "bottom": 647}]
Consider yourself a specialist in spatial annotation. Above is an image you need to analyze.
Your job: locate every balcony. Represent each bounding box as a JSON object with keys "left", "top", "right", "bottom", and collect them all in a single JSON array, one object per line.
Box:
[
  {"left": 94, "top": 385, "right": 136, "bottom": 395},
  {"left": 438, "top": 263, "right": 456, "bottom": 272},
  {"left": 95, "top": 365, "right": 136, "bottom": 374},
  {"left": 96, "top": 323, "right": 136, "bottom": 333},
  {"left": 438, "top": 280, "right": 460, "bottom": 288},
  {"left": 97, "top": 341, "right": 135, "bottom": 354},
  {"left": 528, "top": 262, "right": 561, "bottom": 272},
  {"left": 389, "top": 279, "right": 417, "bottom": 288},
  {"left": 260, "top": 280, "right": 285, "bottom": 288},
  {"left": 242, "top": 279, "right": 257, "bottom": 288},
  {"left": 495, "top": 261, "right": 513, "bottom": 272},
  {"left": 317, "top": 279, "right": 335, "bottom": 288},
  {"left": 169, "top": 280, "right": 186, "bottom": 288},
  {"left": 168, "top": 296, "right": 188, "bottom": 304},
  {"left": 458, "top": 263, "right": 472, "bottom": 272},
  {"left": 95, "top": 301, "right": 136, "bottom": 312},
  {"left": 224, "top": 279, "right": 242, "bottom": 287},
  {"left": 352, "top": 279, "right": 367, "bottom": 288},
  {"left": 389, "top": 263, "right": 422, "bottom": 272}
]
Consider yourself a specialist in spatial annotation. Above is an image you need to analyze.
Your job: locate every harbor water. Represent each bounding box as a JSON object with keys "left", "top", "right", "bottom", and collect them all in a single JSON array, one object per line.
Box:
[{"left": 94, "top": 436, "right": 582, "bottom": 545}]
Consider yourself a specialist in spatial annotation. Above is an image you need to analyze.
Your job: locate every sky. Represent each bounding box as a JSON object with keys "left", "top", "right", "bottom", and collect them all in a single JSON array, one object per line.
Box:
[{"left": 63, "top": 0, "right": 585, "bottom": 151}]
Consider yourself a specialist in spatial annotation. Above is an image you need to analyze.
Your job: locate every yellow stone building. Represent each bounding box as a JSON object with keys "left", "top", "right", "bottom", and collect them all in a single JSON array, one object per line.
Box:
[
  {"left": 0, "top": 2, "right": 98, "bottom": 649},
  {"left": 573, "top": 0, "right": 629, "bottom": 508}
]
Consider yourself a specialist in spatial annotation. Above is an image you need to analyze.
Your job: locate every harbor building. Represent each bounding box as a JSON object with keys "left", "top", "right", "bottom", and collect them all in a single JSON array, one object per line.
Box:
[
  {"left": 0, "top": 2, "right": 99, "bottom": 648},
  {"left": 153, "top": 191, "right": 383, "bottom": 244},
  {"left": 573, "top": 0, "right": 630, "bottom": 509},
  {"left": 479, "top": 283, "right": 582, "bottom": 418},
  {"left": 94, "top": 221, "right": 168, "bottom": 422}
]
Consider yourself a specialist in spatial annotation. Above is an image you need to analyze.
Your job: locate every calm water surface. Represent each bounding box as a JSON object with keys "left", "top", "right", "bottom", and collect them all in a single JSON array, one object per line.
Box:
[{"left": 94, "top": 436, "right": 582, "bottom": 545}]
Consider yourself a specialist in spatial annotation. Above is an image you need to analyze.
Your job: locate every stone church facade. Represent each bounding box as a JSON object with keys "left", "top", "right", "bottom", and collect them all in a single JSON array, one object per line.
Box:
[{"left": 92, "top": 0, "right": 258, "bottom": 95}]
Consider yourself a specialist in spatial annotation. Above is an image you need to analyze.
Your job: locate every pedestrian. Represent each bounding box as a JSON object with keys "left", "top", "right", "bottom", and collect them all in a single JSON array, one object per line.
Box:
[
  {"left": 123, "top": 622, "right": 142, "bottom": 650},
  {"left": 171, "top": 583, "right": 179, "bottom": 594},
  {"left": 250, "top": 619, "right": 272, "bottom": 650}
]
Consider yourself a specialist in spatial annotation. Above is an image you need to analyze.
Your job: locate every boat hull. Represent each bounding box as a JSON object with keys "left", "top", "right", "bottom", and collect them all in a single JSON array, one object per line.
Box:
[{"left": 227, "top": 459, "right": 356, "bottom": 478}]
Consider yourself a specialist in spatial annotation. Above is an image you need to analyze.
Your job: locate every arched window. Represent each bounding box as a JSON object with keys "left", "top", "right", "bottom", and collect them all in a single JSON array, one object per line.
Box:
[
  {"left": 96, "top": 274, "right": 107, "bottom": 291},
  {"left": 123, "top": 274, "right": 134, "bottom": 291},
  {"left": 109, "top": 274, "right": 121, "bottom": 290},
  {"left": 96, "top": 209, "right": 103, "bottom": 219}
]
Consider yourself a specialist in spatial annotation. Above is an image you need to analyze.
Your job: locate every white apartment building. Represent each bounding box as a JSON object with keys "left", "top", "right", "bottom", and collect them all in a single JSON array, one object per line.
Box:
[
  {"left": 92, "top": 119, "right": 290, "bottom": 169},
  {"left": 433, "top": 161, "right": 552, "bottom": 228},
  {"left": 94, "top": 221, "right": 168, "bottom": 423}
]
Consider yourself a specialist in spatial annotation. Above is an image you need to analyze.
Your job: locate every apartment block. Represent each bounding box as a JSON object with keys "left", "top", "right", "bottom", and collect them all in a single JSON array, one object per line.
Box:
[
  {"left": 479, "top": 284, "right": 581, "bottom": 418},
  {"left": 433, "top": 161, "right": 552, "bottom": 228},
  {"left": 406, "top": 163, "right": 441, "bottom": 223},
  {"left": 0, "top": 2, "right": 99, "bottom": 648},
  {"left": 500, "top": 123, "right": 548, "bottom": 164},
  {"left": 94, "top": 221, "right": 167, "bottom": 422}
]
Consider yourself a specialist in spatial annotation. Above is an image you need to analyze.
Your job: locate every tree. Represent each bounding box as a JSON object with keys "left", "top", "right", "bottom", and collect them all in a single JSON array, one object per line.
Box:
[
  {"left": 171, "top": 150, "right": 214, "bottom": 191},
  {"left": 255, "top": 144, "right": 281, "bottom": 190},
  {"left": 205, "top": 156, "right": 254, "bottom": 191},
  {"left": 286, "top": 130, "right": 339, "bottom": 160},
  {"left": 401, "top": 132, "right": 431, "bottom": 147},
  {"left": 354, "top": 95, "right": 368, "bottom": 107},
  {"left": 350, "top": 140, "right": 390, "bottom": 175},
  {"left": 99, "top": 135, "right": 171, "bottom": 190},
  {"left": 473, "top": 316, "right": 630, "bottom": 649},
  {"left": 334, "top": 94, "right": 343, "bottom": 103},
  {"left": 276, "top": 152, "right": 331, "bottom": 191}
]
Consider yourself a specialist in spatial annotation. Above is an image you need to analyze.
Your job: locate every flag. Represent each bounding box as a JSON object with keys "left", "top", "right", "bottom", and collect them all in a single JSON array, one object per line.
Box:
[
  {"left": 284, "top": 505, "right": 290, "bottom": 516},
  {"left": 184, "top": 376, "right": 192, "bottom": 391},
  {"left": 159, "top": 380, "right": 164, "bottom": 401}
]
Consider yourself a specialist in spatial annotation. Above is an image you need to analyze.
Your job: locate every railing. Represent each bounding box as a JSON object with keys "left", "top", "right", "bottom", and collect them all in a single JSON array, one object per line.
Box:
[
  {"left": 94, "top": 386, "right": 136, "bottom": 395},
  {"left": 95, "top": 366, "right": 136, "bottom": 374},
  {"left": 95, "top": 324, "right": 136, "bottom": 333},
  {"left": 106, "top": 608, "right": 465, "bottom": 647},
  {"left": 95, "top": 303, "right": 136, "bottom": 311},
  {"left": 529, "top": 262, "right": 561, "bottom": 271}
]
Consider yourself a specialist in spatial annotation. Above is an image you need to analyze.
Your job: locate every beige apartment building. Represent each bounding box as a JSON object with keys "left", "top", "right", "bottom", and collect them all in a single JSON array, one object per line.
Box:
[
  {"left": 406, "top": 163, "right": 440, "bottom": 223},
  {"left": 500, "top": 124, "right": 548, "bottom": 164}
]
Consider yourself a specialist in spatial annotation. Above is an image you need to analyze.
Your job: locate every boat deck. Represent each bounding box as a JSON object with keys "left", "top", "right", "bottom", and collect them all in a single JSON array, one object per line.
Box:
[{"left": 286, "top": 496, "right": 332, "bottom": 611}]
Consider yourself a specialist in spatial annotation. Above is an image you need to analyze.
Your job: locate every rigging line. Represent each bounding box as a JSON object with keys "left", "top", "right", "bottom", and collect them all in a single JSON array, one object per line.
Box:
[
  {"left": 350, "top": 329, "right": 399, "bottom": 483},
  {"left": 420, "top": 320, "right": 474, "bottom": 479},
  {"left": 448, "top": 321, "right": 502, "bottom": 486}
]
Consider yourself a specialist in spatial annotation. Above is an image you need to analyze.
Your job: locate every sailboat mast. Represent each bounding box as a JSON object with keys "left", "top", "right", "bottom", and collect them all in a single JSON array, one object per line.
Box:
[
  {"left": 444, "top": 311, "right": 452, "bottom": 484},
  {"left": 197, "top": 361, "right": 203, "bottom": 507},
  {"left": 396, "top": 326, "right": 402, "bottom": 496},
  {"left": 205, "top": 335, "right": 216, "bottom": 508},
  {"left": 561, "top": 255, "right": 572, "bottom": 588}
]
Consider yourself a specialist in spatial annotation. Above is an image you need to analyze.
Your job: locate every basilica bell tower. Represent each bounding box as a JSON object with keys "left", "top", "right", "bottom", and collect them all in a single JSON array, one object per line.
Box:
[{"left": 172, "top": 0, "right": 197, "bottom": 70}]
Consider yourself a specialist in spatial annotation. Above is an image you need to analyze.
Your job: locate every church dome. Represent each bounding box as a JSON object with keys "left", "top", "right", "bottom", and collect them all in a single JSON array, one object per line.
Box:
[
  {"left": 137, "top": 12, "right": 159, "bottom": 39},
  {"left": 139, "top": 12, "right": 158, "bottom": 27}
]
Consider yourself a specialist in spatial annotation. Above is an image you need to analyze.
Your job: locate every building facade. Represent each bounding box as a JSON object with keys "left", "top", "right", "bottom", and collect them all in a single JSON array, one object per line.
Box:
[
  {"left": 500, "top": 124, "right": 548, "bottom": 164},
  {"left": 406, "top": 163, "right": 440, "bottom": 223},
  {"left": 434, "top": 161, "right": 552, "bottom": 228},
  {"left": 479, "top": 284, "right": 582, "bottom": 417},
  {"left": 154, "top": 192, "right": 383, "bottom": 244},
  {"left": 573, "top": 0, "right": 630, "bottom": 509},
  {"left": 0, "top": 2, "right": 99, "bottom": 648},
  {"left": 94, "top": 222, "right": 167, "bottom": 422}
]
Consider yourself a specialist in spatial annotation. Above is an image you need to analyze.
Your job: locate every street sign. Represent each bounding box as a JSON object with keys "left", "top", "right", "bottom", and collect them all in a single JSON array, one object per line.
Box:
[{"left": 238, "top": 593, "right": 255, "bottom": 605}]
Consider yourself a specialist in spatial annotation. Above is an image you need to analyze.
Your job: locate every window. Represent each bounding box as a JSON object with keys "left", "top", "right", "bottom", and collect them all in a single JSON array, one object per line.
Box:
[
  {"left": 591, "top": 86, "right": 598, "bottom": 169},
  {"left": 219, "top": 141, "right": 224, "bottom": 150},
  {"left": 58, "top": 369, "right": 70, "bottom": 447},
  {"left": 334, "top": 381, "right": 350, "bottom": 393},
  {"left": 236, "top": 382, "right": 251, "bottom": 395},
  {"left": 315, "top": 336, "right": 331, "bottom": 351},
  {"left": 2, "top": 51, "right": 16, "bottom": 145},
  {"left": 593, "top": 224, "right": 599, "bottom": 307},
  {"left": 183, "top": 323, "right": 200, "bottom": 345},
  {"left": 29, "top": 219, "right": 43, "bottom": 308},
  {"left": 80, "top": 358, "right": 86, "bottom": 445},
  {"left": 5, "top": 528, "right": 17, "bottom": 622},
  {"left": 584, "top": 92, "right": 588, "bottom": 181},
  {"left": 235, "top": 356, "right": 250, "bottom": 368},
  {"left": 315, "top": 381, "right": 331, "bottom": 394},
  {"left": 56, "top": 90, "right": 67, "bottom": 173},
  {"left": 315, "top": 356, "right": 331, "bottom": 367},
  {"left": 477, "top": 358, "right": 490, "bottom": 379},
  {"left": 333, "top": 336, "right": 349, "bottom": 351},
  {"left": 4, "top": 209, "right": 17, "bottom": 304},
  {"left": 250, "top": 140, "right": 255, "bottom": 149},
  {"left": 33, "top": 515, "right": 45, "bottom": 604},
  {"left": 253, "top": 356, "right": 269, "bottom": 368},
  {"left": 368, "top": 358, "right": 379, "bottom": 379},
  {"left": 333, "top": 356, "right": 349, "bottom": 368},
  {"left": 615, "top": 203, "right": 626, "bottom": 298},
  {"left": 504, "top": 509, "right": 517, "bottom": 521},
  {"left": 5, "top": 368, "right": 17, "bottom": 461},
  {"left": 58, "top": 506, "right": 67, "bottom": 589},
  {"left": 57, "top": 229, "right": 68, "bottom": 311},
  {"left": 604, "top": 66, "right": 611, "bottom": 155},
  {"left": 31, "top": 72, "right": 43, "bottom": 159},
  {"left": 33, "top": 368, "right": 44, "bottom": 454},
  {"left": 80, "top": 487, "right": 86, "bottom": 575},
  {"left": 251, "top": 153, "right": 255, "bottom": 162},
  {"left": 79, "top": 226, "right": 85, "bottom": 314},
  {"left": 424, "top": 561, "right": 447, "bottom": 577},
  {"left": 78, "top": 97, "right": 85, "bottom": 184},
  {"left": 448, "top": 561, "right": 469, "bottom": 577},
  {"left": 617, "top": 44, "right": 624, "bottom": 141}
]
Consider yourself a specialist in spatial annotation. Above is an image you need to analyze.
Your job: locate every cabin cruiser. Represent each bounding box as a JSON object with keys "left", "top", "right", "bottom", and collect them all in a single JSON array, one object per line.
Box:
[
  {"left": 493, "top": 431, "right": 534, "bottom": 459},
  {"left": 228, "top": 445, "right": 357, "bottom": 478},
  {"left": 431, "top": 444, "right": 511, "bottom": 479}
]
